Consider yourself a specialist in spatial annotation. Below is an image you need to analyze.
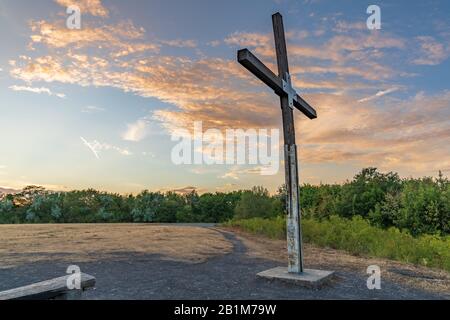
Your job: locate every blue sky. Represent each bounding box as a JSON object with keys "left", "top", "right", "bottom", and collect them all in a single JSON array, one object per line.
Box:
[{"left": 0, "top": 0, "right": 449, "bottom": 194}]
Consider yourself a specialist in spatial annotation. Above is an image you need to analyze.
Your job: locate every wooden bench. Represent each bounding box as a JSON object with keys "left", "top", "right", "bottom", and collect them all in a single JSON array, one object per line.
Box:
[{"left": 0, "top": 273, "right": 96, "bottom": 300}]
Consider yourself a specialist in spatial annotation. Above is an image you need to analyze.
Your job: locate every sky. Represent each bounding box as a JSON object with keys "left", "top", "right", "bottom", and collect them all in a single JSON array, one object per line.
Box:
[{"left": 0, "top": 0, "right": 449, "bottom": 194}]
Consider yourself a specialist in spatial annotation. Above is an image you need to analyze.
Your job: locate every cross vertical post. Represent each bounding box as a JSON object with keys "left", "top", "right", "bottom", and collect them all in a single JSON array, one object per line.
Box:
[
  {"left": 238, "top": 12, "right": 334, "bottom": 285},
  {"left": 272, "top": 12, "right": 303, "bottom": 273},
  {"left": 237, "top": 11, "right": 317, "bottom": 274}
]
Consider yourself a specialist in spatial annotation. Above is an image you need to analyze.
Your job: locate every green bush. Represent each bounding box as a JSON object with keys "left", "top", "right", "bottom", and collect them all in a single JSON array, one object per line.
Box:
[
  {"left": 300, "top": 168, "right": 449, "bottom": 236},
  {"left": 234, "top": 186, "right": 280, "bottom": 219},
  {"left": 0, "top": 168, "right": 448, "bottom": 237},
  {"left": 224, "top": 215, "right": 286, "bottom": 239},
  {"left": 226, "top": 215, "right": 450, "bottom": 272}
]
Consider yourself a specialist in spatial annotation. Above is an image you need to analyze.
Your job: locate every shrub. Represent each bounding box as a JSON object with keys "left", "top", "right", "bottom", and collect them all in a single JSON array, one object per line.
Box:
[
  {"left": 234, "top": 186, "right": 278, "bottom": 219},
  {"left": 226, "top": 215, "right": 450, "bottom": 271}
]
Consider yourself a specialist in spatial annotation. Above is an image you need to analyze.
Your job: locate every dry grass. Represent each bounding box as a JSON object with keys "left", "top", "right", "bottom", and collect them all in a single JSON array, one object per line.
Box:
[
  {"left": 0, "top": 224, "right": 233, "bottom": 268},
  {"left": 2, "top": 223, "right": 448, "bottom": 297},
  {"left": 223, "top": 227, "right": 450, "bottom": 297}
]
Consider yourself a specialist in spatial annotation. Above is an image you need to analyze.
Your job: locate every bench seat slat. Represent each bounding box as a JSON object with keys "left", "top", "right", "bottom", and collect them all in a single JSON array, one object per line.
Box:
[{"left": 0, "top": 273, "right": 95, "bottom": 300}]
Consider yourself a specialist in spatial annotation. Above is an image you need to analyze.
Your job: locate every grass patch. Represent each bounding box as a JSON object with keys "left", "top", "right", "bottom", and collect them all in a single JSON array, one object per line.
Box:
[{"left": 224, "top": 215, "right": 450, "bottom": 272}]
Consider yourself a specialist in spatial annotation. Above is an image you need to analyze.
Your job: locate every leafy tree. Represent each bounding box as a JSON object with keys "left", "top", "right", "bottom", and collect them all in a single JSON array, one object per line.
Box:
[
  {"left": 51, "top": 205, "right": 62, "bottom": 221},
  {"left": 394, "top": 178, "right": 449, "bottom": 236},
  {"left": 0, "top": 169, "right": 447, "bottom": 236},
  {"left": 176, "top": 205, "right": 194, "bottom": 222},
  {"left": 131, "top": 191, "right": 163, "bottom": 222},
  {"left": 335, "top": 168, "right": 402, "bottom": 218},
  {"left": 234, "top": 186, "right": 276, "bottom": 219},
  {"left": 0, "top": 198, "right": 15, "bottom": 223}
]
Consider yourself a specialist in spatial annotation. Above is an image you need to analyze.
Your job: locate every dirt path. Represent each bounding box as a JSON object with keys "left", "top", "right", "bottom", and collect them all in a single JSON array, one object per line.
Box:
[{"left": 0, "top": 225, "right": 447, "bottom": 299}]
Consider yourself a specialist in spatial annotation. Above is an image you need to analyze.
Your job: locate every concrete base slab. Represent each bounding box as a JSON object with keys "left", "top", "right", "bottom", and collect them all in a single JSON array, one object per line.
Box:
[{"left": 257, "top": 267, "right": 335, "bottom": 288}]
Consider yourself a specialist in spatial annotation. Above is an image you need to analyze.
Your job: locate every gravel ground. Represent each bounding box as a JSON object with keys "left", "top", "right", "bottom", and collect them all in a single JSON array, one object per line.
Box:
[{"left": 0, "top": 228, "right": 445, "bottom": 300}]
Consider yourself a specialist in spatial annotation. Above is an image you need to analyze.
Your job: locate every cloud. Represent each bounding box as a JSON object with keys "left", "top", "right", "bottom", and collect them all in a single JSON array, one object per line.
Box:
[
  {"left": 156, "top": 185, "right": 211, "bottom": 194},
  {"left": 333, "top": 21, "right": 367, "bottom": 33},
  {"left": 219, "top": 165, "right": 275, "bottom": 180},
  {"left": 358, "top": 87, "right": 399, "bottom": 103},
  {"left": 224, "top": 29, "right": 406, "bottom": 81},
  {"left": 0, "top": 180, "right": 69, "bottom": 192},
  {"left": 208, "top": 40, "right": 221, "bottom": 47},
  {"left": 80, "top": 136, "right": 100, "bottom": 159},
  {"left": 220, "top": 169, "right": 240, "bottom": 180},
  {"left": 225, "top": 32, "right": 271, "bottom": 48},
  {"left": 412, "top": 36, "right": 449, "bottom": 65},
  {"left": 122, "top": 119, "right": 150, "bottom": 142},
  {"left": 291, "top": 64, "right": 395, "bottom": 81},
  {"left": 11, "top": 54, "right": 106, "bottom": 84},
  {"left": 55, "top": 0, "right": 109, "bottom": 17},
  {"left": 160, "top": 39, "right": 197, "bottom": 48},
  {"left": 10, "top": 50, "right": 278, "bottom": 134},
  {"left": 12, "top": 18, "right": 406, "bottom": 118},
  {"left": 170, "top": 186, "right": 197, "bottom": 194},
  {"left": 215, "top": 183, "right": 239, "bottom": 193},
  {"left": 298, "top": 90, "right": 450, "bottom": 174},
  {"left": 82, "top": 105, "right": 105, "bottom": 113},
  {"left": 9, "top": 85, "right": 66, "bottom": 98},
  {"left": 231, "top": 30, "right": 405, "bottom": 61},
  {"left": 80, "top": 137, "right": 132, "bottom": 158},
  {"left": 9, "top": 12, "right": 450, "bottom": 179},
  {"left": 29, "top": 20, "right": 159, "bottom": 56}
]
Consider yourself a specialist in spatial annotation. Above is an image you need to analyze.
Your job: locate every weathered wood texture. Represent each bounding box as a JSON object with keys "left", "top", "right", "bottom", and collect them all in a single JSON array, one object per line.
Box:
[
  {"left": 0, "top": 273, "right": 96, "bottom": 300},
  {"left": 237, "top": 12, "right": 317, "bottom": 274},
  {"left": 272, "top": 12, "right": 304, "bottom": 273},
  {"left": 237, "top": 49, "right": 316, "bottom": 119}
]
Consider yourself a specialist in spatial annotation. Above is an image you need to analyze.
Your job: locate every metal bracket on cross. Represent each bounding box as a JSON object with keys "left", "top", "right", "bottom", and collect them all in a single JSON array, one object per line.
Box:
[{"left": 281, "top": 72, "right": 297, "bottom": 109}]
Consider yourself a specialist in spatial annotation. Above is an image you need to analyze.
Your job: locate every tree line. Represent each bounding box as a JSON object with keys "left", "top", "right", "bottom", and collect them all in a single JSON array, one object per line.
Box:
[{"left": 0, "top": 168, "right": 448, "bottom": 236}]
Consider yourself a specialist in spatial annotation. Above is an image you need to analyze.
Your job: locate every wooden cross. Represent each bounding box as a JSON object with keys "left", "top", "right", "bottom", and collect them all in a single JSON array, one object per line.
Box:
[{"left": 237, "top": 12, "right": 317, "bottom": 273}]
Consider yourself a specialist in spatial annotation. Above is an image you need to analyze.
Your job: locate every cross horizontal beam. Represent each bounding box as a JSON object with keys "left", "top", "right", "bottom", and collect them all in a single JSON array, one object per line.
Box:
[{"left": 237, "top": 48, "right": 317, "bottom": 119}]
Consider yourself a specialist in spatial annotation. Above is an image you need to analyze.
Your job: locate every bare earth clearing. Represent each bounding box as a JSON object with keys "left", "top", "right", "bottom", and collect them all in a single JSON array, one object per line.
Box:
[
  {"left": 0, "top": 224, "right": 448, "bottom": 299},
  {"left": 0, "top": 224, "right": 232, "bottom": 267}
]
